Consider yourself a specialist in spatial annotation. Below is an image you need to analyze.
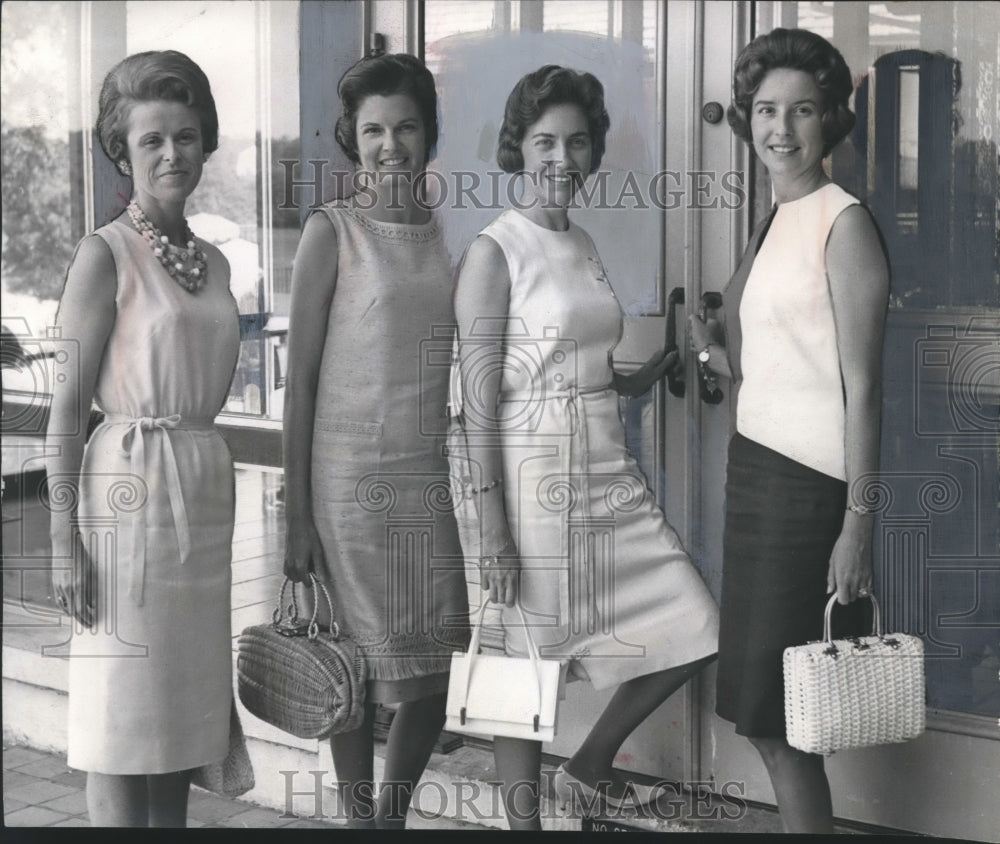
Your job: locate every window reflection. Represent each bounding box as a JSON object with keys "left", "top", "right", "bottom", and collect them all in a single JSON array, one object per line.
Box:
[{"left": 0, "top": 1, "right": 83, "bottom": 344}]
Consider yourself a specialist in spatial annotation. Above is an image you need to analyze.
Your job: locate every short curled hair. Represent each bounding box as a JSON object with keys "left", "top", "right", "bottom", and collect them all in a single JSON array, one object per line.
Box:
[
  {"left": 335, "top": 53, "right": 439, "bottom": 166},
  {"left": 728, "top": 28, "right": 856, "bottom": 156},
  {"left": 497, "top": 65, "right": 610, "bottom": 174},
  {"left": 97, "top": 50, "right": 219, "bottom": 176}
]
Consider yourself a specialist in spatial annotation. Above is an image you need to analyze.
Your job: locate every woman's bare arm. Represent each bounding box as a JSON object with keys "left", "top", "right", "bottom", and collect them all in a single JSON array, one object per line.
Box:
[
  {"left": 453, "top": 235, "right": 519, "bottom": 607},
  {"left": 45, "top": 235, "right": 117, "bottom": 625},
  {"left": 825, "top": 204, "right": 890, "bottom": 604},
  {"left": 282, "top": 212, "right": 339, "bottom": 582}
]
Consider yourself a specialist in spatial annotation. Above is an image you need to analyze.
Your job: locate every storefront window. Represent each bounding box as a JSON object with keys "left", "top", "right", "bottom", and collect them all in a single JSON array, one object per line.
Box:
[
  {"left": 1, "top": 1, "right": 84, "bottom": 359},
  {"left": 0, "top": 0, "right": 299, "bottom": 422}
]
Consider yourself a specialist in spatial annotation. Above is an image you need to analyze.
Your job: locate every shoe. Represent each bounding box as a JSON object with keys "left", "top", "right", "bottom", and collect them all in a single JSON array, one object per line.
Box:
[{"left": 553, "top": 764, "right": 658, "bottom": 813}]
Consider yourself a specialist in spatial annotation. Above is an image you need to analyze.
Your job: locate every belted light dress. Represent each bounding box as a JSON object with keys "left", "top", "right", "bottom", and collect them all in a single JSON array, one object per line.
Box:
[
  {"left": 65, "top": 219, "right": 239, "bottom": 774},
  {"left": 480, "top": 210, "right": 719, "bottom": 690}
]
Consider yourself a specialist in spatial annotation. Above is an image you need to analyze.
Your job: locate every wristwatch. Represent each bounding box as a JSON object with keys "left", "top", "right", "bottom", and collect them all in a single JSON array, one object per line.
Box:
[{"left": 697, "top": 344, "right": 712, "bottom": 364}]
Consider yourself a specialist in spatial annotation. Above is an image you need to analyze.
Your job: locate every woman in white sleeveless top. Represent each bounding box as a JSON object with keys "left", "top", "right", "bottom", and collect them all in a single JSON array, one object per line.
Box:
[
  {"left": 47, "top": 51, "right": 239, "bottom": 826},
  {"left": 454, "top": 65, "right": 719, "bottom": 830},
  {"left": 690, "top": 29, "right": 890, "bottom": 833}
]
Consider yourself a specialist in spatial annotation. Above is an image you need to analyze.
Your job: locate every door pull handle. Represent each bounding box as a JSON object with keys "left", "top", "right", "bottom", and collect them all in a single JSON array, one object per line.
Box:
[
  {"left": 665, "top": 286, "right": 686, "bottom": 397},
  {"left": 697, "top": 292, "right": 724, "bottom": 404}
]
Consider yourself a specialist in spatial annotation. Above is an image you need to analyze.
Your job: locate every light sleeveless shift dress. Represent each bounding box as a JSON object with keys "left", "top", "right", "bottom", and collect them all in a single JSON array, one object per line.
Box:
[
  {"left": 481, "top": 210, "right": 719, "bottom": 690},
  {"left": 66, "top": 218, "right": 239, "bottom": 774},
  {"left": 308, "top": 200, "right": 470, "bottom": 702}
]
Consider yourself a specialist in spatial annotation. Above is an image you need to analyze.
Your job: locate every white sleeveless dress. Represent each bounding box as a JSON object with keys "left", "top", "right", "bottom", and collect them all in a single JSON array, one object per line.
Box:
[
  {"left": 481, "top": 210, "right": 719, "bottom": 690},
  {"left": 65, "top": 219, "right": 239, "bottom": 774}
]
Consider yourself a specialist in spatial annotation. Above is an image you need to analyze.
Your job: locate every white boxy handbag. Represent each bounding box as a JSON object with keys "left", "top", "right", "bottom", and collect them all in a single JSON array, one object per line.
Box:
[
  {"left": 446, "top": 601, "right": 567, "bottom": 743},
  {"left": 783, "top": 593, "right": 925, "bottom": 756}
]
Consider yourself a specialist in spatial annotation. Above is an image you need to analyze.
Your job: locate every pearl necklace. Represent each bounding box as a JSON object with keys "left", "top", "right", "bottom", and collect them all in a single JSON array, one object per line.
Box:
[{"left": 126, "top": 201, "right": 207, "bottom": 292}]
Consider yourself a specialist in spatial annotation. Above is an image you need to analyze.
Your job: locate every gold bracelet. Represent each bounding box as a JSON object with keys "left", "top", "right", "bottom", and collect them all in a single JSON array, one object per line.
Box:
[{"left": 847, "top": 503, "right": 874, "bottom": 516}]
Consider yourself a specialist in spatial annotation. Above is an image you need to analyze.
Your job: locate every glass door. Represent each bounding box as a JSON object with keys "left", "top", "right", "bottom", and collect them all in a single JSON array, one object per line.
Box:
[{"left": 702, "top": 3, "right": 1000, "bottom": 839}]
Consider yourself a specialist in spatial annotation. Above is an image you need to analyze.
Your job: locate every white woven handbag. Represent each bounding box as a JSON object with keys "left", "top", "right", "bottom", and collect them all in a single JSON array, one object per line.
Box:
[
  {"left": 783, "top": 593, "right": 926, "bottom": 756},
  {"left": 446, "top": 601, "right": 567, "bottom": 743}
]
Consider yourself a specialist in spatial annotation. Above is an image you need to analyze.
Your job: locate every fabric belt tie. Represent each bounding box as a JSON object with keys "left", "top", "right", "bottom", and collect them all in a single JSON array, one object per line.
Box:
[
  {"left": 498, "top": 384, "right": 613, "bottom": 629},
  {"left": 101, "top": 413, "right": 215, "bottom": 606}
]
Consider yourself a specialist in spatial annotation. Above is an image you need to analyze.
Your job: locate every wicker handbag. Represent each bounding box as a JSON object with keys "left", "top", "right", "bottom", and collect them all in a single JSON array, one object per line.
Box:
[
  {"left": 237, "top": 574, "right": 367, "bottom": 740},
  {"left": 783, "top": 593, "right": 926, "bottom": 755}
]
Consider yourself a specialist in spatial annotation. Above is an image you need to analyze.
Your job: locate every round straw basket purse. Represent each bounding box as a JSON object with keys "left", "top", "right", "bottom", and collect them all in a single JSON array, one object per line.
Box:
[
  {"left": 783, "top": 593, "right": 926, "bottom": 756},
  {"left": 237, "top": 574, "right": 367, "bottom": 739}
]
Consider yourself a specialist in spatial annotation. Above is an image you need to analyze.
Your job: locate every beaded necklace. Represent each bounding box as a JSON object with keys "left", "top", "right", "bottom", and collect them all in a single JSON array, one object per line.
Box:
[{"left": 126, "top": 201, "right": 207, "bottom": 293}]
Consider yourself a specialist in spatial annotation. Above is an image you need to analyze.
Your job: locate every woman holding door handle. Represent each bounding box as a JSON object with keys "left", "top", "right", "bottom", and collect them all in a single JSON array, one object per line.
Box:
[
  {"left": 454, "top": 65, "right": 719, "bottom": 830},
  {"left": 689, "top": 28, "right": 889, "bottom": 833}
]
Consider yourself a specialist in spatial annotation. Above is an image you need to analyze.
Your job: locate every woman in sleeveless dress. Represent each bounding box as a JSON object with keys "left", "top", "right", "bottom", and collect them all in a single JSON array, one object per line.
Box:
[
  {"left": 689, "top": 29, "right": 889, "bottom": 832},
  {"left": 282, "top": 54, "right": 469, "bottom": 829},
  {"left": 46, "top": 51, "right": 239, "bottom": 827},
  {"left": 453, "top": 65, "right": 719, "bottom": 830}
]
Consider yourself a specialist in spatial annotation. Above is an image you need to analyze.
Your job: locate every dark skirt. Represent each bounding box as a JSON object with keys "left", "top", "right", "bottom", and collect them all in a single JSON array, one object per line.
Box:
[{"left": 715, "top": 433, "right": 870, "bottom": 738}]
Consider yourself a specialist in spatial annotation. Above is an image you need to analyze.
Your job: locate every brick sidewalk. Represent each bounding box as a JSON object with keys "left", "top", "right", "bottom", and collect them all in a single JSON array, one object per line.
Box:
[{"left": 2, "top": 743, "right": 488, "bottom": 829}]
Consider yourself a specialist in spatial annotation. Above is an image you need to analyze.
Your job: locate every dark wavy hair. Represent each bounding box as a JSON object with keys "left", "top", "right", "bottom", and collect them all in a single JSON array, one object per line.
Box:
[
  {"left": 334, "top": 53, "right": 439, "bottom": 166},
  {"left": 97, "top": 50, "right": 219, "bottom": 176},
  {"left": 497, "top": 65, "right": 610, "bottom": 174},
  {"left": 728, "top": 28, "right": 856, "bottom": 156}
]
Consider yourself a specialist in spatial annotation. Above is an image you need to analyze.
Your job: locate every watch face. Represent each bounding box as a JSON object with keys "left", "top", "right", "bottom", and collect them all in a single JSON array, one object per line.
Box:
[{"left": 698, "top": 348, "right": 711, "bottom": 363}]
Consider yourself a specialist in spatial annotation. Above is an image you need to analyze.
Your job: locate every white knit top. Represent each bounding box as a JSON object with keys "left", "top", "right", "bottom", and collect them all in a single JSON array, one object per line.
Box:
[{"left": 736, "top": 182, "right": 859, "bottom": 481}]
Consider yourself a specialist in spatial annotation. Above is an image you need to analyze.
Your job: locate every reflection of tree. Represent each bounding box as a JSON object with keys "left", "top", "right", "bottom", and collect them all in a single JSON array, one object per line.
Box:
[
  {"left": 1, "top": 123, "right": 76, "bottom": 300},
  {"left": 186, "top": 138, "right": 257, "bottom": 231},
  {"left": 184, "top": 135, "right": 301, "bottom": 236}
]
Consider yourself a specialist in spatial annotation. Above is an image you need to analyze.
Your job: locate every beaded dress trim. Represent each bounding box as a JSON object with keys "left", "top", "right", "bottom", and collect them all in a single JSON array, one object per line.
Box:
[{"left": 322, "top": 198, "right": 441, "bottom": 243}]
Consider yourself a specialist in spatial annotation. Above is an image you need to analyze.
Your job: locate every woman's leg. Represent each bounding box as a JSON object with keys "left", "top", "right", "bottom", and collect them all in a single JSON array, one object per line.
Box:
[
  {"left": 146, "top": 770, "right": 192, "bottom": 828},
  {"left": 375, "top": 692, "right": 447, "bottom": 829},
  {"left": 565, "top": 654, "right": 715, "bottom": 797},
  {"left": 330, "top": 701, "right": 378, "bottom": 829},
  {"left": 748, "top": 736, "right": 833, "bottom": 833},
  {"left": 493, "top": 736, "right": 543, "bottom": 831},
  {"left": 86, "top": 772, "right": 148, "bottom": 827}
]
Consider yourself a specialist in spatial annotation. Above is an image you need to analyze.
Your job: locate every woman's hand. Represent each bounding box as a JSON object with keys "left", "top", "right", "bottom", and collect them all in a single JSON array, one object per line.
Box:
[
  {"left": 284, "top": 517, "right": 326, "bottom": 583},
  {"left": 52, "top": 532, "right": 97, "bottom": 627},
  {"left": 687, "top": 314, "right": 731, "bottom": 378},
  {"left": 612, "top": 349, "right": 681, "bottom": 397},
  {"left": 481, "top": 541, "right": 521, "bottom": 607},
  {"left": 827, "top": 513, "right": 875, "bottom": 604}
]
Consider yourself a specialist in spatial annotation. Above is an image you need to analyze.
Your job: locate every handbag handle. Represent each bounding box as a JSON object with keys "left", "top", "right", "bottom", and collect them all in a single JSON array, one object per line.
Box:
[
  {"left": 822, "top": 592, "right": 882, "bottom": 642},
  {"left": 459, "top": 600, "right": 546, "bottom": 733},
  {"left": 273, "top": 574, "right": 340, "bottom": 641}
]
